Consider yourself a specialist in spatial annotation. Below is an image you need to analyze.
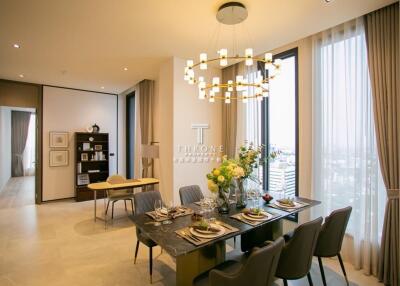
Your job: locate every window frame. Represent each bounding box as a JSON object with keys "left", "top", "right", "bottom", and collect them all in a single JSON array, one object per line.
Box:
[{"left": 260, "top": 47, "right": 299, "bottom": 197}]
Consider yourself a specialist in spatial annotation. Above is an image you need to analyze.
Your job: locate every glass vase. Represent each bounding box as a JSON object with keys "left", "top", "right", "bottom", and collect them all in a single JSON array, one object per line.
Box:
[
  {"left": 236, "top": 178, "right": 247, "bottom": 208},
  {"left": 216, "top": 187, "right": 230, "bottom": 214}
]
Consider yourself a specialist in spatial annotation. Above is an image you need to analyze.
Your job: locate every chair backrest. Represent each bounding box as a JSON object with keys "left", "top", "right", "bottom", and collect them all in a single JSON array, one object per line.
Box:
[
  {"left": 276, "top": 217, "right": 323, "bottom": 280},
  {"left": 209, "top": 237, "right": 285, "bottom": 286},
  {"left": 133, "top": 190, "right": 162, "bottom": 215},
  {"left": 314, "top": 206, "right": 352, "bottom": 257},
  {"left": 106, "top": 174, "right": 126, "bottom": 184},
  {"left": 179, "top": 185, "right": 204, "bottom": 205}
]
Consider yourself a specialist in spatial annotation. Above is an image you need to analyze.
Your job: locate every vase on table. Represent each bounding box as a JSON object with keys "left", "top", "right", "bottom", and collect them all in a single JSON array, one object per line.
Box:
[
  {"left": 216, "top": 187, "right": 230, "bottom": 214},
  {"left": 235, "top": 178, "right": 247, "bottom": 209}
]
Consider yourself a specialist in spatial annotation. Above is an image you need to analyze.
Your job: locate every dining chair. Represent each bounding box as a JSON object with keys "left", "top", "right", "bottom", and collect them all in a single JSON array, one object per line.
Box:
[
  {"left": 275, "top": 217, "right": 323, "bottom": 286},
  {"left": 105, "top": 175, "right": 134, "bottom": 219},
  {"left": 133, "top": 190, "right": 162, "bottom": 283},
  {"left": 179, "top": 185, "right": 204, "bottom": 205},
  {"left": 314, "top": 206, "right": 352, "bottom": 286},
  {"left": 193, "top": 237, "right": 285, "bottom": 286}
]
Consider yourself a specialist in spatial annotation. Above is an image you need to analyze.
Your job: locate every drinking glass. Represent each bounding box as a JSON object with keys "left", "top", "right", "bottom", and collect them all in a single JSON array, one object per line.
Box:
[{"left": 162, "top": 200, "right": 173, "bottom": 225}]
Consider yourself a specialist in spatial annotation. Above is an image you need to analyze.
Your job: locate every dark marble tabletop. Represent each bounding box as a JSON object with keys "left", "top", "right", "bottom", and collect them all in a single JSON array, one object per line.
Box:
[{"left": 129, "top": 197, "right": 321, "bottom": 257}]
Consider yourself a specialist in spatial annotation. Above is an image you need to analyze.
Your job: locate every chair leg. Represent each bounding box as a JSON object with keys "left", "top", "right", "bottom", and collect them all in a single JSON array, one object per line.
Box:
[
  {"left": 338, "top": 253, "right": 349, "bottom": 286},
  {"left": 124, "top": 200, "right": 127, "bottom": 210},
  {"left": 111, "top": 201, "right": 115, "bottom": 219},
  {"left": 105, "top": 200, "right": 110, "bottom": 215},
  {"left": 307, "top": 272, "right": 313, "bottom": 286},
  {"left": 131, "top": 199, "right": 134, "bottom": 215},
  {"left": 149, "top": 246, "right": 153, "bottom": 283},
  {"left": 318, "top": 257, "right": 327, "bottom": 286},
  {"left": 283, "top": 279, "right": 288, "bottom": 286},
  {"left": 134, "top": 241, "right": 140, "bottom": 264},
  {"left": 233, "top": 236, "right": 236, "bottom": 248}
]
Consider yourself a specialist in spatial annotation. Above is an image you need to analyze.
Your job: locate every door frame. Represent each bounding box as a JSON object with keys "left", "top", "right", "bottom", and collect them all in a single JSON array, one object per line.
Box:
[{"left": 125, "top": 91, "right": 135, "bottom": 179}]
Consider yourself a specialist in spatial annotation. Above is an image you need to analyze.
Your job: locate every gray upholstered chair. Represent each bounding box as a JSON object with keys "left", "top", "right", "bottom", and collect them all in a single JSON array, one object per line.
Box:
[
  {"left": 275, "top": 217, "right": 323, "bottom": 286},
  {"left": 179, "top": 185, "right": 204, "bottom": 205},
  {"left": 193, "top": 237, "right": 285, "bottom": 286},
  {"left": 133, "top": 190, "right": 162, "bottom": 283},
  {"left": 106, "top": 175, "right": 134, "bottom": 219},
  {"left": 314, "top": 206, "right": 352, "bottom": 286}
]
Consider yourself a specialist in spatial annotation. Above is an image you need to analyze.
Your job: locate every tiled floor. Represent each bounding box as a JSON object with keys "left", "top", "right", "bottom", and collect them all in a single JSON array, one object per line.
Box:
[
  {"left": 0, "top": 196, "right": 383, "bottom": 285},
  {"left": 0, "top": 176, "right": 35, "bottom": 209}
]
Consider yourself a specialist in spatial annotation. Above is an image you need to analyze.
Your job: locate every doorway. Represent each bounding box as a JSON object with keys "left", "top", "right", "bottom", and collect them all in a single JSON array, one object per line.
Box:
[
  {"left": 126, "top": 91, "right": 135, "bottom": 179},
  {"left": 0, "top": 106, "right": 37, "bottom": 208}
]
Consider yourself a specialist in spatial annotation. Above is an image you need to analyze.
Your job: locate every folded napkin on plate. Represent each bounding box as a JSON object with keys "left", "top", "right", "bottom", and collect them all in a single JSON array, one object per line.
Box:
[{"left": 191, "top": 225, "right": 220, "bottom": 233}]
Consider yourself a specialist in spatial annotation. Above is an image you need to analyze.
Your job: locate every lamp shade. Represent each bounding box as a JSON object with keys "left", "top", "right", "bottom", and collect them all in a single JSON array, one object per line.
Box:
[{"left": 141, "top": 144, "right": 159, "bottom": 159}]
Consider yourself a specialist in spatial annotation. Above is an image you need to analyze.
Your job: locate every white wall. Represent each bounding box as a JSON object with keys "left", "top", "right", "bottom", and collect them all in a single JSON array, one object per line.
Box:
[
  {"left": 42, "top": 86, "right": 117, "bottom": 201},
  {"left": 172, "top": 57, "right": 222, "bottom": 203},
  {"left": 0, "top": 107, "right": 11, "bottom": 190}
]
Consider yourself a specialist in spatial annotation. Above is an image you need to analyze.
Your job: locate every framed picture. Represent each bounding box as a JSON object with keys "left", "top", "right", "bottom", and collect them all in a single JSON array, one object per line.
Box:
[
  {"left": 49, "top": 132, "right": 69, "bottom": 148},
  {"left": 49, "top": 150, "right": 69, "bottom": 167},
  {"left": 94, "top": 145, "right": 102, "bottom": 151},
  {"left": 81, "top": 153, "right": 89, "bottom": 161}
]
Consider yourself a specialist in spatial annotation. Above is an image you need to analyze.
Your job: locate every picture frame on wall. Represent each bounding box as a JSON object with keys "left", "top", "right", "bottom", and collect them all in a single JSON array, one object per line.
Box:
[
  {"left": 49, "top": 150, "right": 69, "bottom": 167},
  {"left": 49, "top": 132, "right": 69, "bottom": 148},
  {"left": 81, "top": 153, "right": 89, "bottom": 161}
]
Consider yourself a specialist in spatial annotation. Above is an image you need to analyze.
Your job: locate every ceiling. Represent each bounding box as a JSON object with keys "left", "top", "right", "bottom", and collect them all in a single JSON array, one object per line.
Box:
[{"left": 0, "top": 0, "right": 396, "bottom": 94}]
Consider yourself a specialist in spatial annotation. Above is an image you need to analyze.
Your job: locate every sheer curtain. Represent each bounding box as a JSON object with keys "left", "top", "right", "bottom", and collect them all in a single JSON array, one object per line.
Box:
[
  {"left": 312, "top": 18, "right": 386, "bottom": 276},
  {"left": 22, "top": 113, "right": 36, "bottom": 176}
]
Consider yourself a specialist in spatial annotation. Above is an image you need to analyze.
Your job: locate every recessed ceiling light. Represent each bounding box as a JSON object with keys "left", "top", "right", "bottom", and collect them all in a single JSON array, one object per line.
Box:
[
  {"left": 123, "top": 67, "right": 128, "bottom": 71},
  {"left": 19, "top": 74, "right": 24, "bottom": 78},
  {"left": 325, "top": 0, "right": 334, "bottom": 2},
  {"left": 100, "top": 86, "right": 105, "bottom": 89},
  {"left": 13, "top": 43, "right": 20, "bottom": 48}
]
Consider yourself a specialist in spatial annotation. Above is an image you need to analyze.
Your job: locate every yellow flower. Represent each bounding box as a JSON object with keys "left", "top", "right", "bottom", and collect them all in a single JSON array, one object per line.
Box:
[
  {"left": 207, "top": 180, "right": 218, "bottom": 193},
  {"left": 233, "top": 166, "right": 245, "bottom": 178},
  {"left": 217, "top": 175, "right": 225, "bottom": 183},
  {"left": 213, "top": 169, "right": 221, "bottom": 176}
]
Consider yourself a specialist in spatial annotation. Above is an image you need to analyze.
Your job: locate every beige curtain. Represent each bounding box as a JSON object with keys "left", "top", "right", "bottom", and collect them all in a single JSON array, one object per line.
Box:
[
  {"left": 221, "top": 64, "right": 239, "bottom": 157},
  {"left": 138, "top": 79, "right": 155, "bottom": 178},
  {"left": 364, "top": 3, "right": 399, "bottom": 285},
  {"left": 11, "top": 111, "right": 31, "bottom": 177}
]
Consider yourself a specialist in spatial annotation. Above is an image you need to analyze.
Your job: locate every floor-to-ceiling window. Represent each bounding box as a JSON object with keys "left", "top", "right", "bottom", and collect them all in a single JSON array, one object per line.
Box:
[{"left": 261, "top": 48, "right": 299, "bottom": 197}]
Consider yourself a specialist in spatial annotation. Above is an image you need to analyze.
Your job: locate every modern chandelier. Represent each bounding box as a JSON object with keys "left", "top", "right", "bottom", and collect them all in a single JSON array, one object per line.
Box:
[{"left": 184, "top": 2, "right": 281, "bottom": 103}]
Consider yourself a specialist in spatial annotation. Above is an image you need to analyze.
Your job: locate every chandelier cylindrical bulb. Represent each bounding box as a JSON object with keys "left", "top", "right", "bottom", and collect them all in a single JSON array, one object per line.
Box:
[
  {"left": 209, "top": 91, "right": 215, "bottom": 103},
  {"left": 274, "top": 59, "right": 282, "bottom": 69},
  {"left": 245, "top": 48, "right": 253, "bottom": 66},
  {"left": 219, "top": 49, "right": 228, "bottom": 66},
  {"left": 236, "top": 75, "right": 243, "bottom": 91},
  {"left": 227, "top": 80, "right": 233, "bottom": 92},
  {"left": 186, "top": 60, "right": 194, "bottom": 68},
  {"left": 200, "top": 53, "right": 207, "bottom": 70},
  {"left": 265, "top": 53, "right": 273, "bottom": 63},
  {"left": 184, "top": 67, "right": 189, "bottom": 81},
  {"left": 212, "top": 77, "right": 220, "bottom": 92},
  {"left": 242, "top": 91, "right": 248, "bottom": 103},
  {"left": 257, "top": 94, "right": 263, "bottom": 101},
  {"left": 225, "top": 91, "right": 231, "bottom": 98},
  {"left": 225, "top": 98, "right": 231, "bottom": 104},
  {"left": 262, "top": 90, "right": 269, "bottom": 98}
]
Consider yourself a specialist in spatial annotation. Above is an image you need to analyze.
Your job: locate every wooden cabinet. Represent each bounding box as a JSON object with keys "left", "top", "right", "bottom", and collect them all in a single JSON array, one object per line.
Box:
[{"left": 75, "top": 132, "right": 109, "bottom": 202}]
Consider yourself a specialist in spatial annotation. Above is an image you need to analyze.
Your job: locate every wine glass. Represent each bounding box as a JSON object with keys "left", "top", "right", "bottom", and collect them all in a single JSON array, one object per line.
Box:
[{"left": 162, "top": 200, "right": 173, "bottom": 225}]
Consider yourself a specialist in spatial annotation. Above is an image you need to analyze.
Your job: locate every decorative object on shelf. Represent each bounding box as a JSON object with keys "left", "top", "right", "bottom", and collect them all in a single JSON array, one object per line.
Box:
[
  {"left": 81, "top": 153, "right": 88, "bottom": 161},
  {"left": 77, "top": 162, "right": 82, "bottom": 173},
  {"left": 77, "top": 173, "right": 90, "bottom": 186},
  {"left": 94, "top": 145, "right": 102, "bottom": 151},
  {"left": 49, "top": 150, "right": 69, "bottom": 167},
  {"left": 207, "top": 158, "right": 244, "bottom": 213},
  {"left": 92, "top": 123, "right": 100, "bottom": 133},
  {"left": 88, "top": 136, "right": 94, "bottom": 142},
  {"left": 184, "top": 2, "right": 281, "bottom": 103},
  {"left": 86, "top": 125, "right": 93, "bottom": 133},
  {"left": 82, "top": 142, "right": 91, "bottom": 151},
  {"left": 49, "top": 132, "right": 69, "bottom": 148}
]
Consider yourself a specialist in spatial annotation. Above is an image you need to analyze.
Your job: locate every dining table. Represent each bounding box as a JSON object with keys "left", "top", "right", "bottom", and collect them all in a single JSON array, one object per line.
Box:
[
  {"left": 87, "top": 177, "right": 160, "bottom": 225},
  {"left": 130, "top": 196, "right": 321, "bottom": 286}
]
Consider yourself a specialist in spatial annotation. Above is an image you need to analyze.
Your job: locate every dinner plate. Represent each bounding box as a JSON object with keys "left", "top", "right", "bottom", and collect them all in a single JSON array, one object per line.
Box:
[
  {"left": 189, "top": 223, "right": 225, "bottom": 239},
  {"left": 274, "top": 201, "right": 302, "bottom": 209},
  {"left": 242, "top": 212, "right": 269, "bottom": 221}
]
